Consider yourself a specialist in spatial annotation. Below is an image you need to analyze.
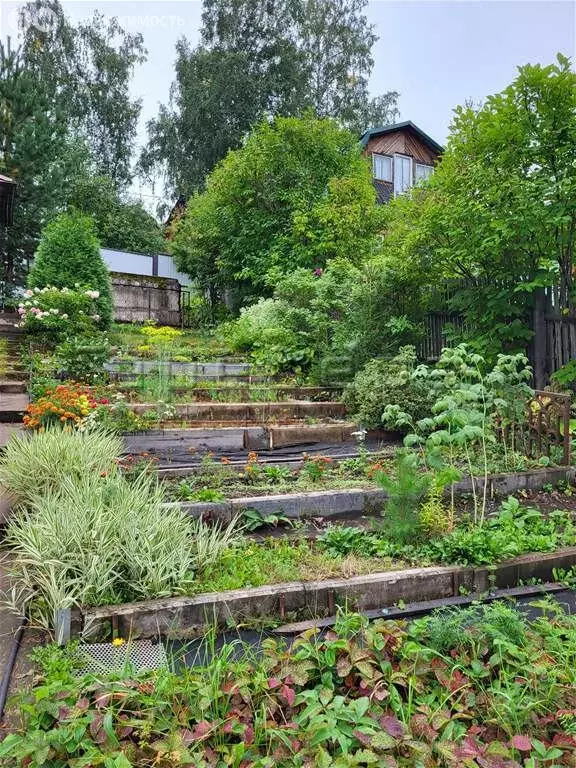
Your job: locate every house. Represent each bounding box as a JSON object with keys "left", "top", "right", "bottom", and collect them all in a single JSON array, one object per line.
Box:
[{"left": 360, "top": 121, "right": 444, "bottom": 203}]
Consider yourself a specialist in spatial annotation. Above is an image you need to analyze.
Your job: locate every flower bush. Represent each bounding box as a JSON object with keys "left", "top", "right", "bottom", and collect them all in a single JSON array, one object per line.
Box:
[
  {"left": 18, "top": 286, "right": 102, "bottom": 345},
  {"left": 23, "top": 383, "right": 109, "bottom": 430}
]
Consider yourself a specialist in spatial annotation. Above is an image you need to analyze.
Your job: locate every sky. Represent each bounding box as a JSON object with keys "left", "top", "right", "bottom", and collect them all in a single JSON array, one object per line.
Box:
[{"left": 0, "top": 0, "right": 574, "bottom": 205}]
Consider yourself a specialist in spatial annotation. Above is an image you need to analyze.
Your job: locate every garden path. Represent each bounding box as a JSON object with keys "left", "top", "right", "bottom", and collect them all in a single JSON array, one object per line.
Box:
[
  {"left": 0, "top": 557, "right": 40, "bottom": 734},
  {"left": 0, "top": 313, "right": 28, "bottom": 437}
]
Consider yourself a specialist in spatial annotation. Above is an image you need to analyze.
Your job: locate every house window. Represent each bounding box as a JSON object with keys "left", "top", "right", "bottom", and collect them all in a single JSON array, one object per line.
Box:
[
  {"left": 372, "top": 153, "right": 392, "bottom": 182},
  {"left": 394, "top": 154, "right": 413, "bottom": 196},
  {"left": 415, "top": 163, "right": 434, "bottom": 183}
]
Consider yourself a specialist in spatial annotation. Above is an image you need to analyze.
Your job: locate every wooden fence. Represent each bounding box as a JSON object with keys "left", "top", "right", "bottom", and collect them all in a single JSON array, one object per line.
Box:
[{"left": 423, "top": 283, "right": 576, "bottom": 388}]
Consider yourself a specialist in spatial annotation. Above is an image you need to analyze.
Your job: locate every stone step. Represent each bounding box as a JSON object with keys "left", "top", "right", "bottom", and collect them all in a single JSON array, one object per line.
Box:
[
  {"left": 1, "top": 370, "right": 29, "bottom": 381},
  {"left": 0, "top": 380, "right": 27, "bottom": 394},
  {"left": 0, "top": 393, "right": 28, "bottom": 423}
]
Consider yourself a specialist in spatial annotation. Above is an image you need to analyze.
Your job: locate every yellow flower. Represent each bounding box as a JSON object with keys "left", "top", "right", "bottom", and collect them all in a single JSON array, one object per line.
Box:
[{"left": 112, "top": 637, "right": 126, "bottom": 647}]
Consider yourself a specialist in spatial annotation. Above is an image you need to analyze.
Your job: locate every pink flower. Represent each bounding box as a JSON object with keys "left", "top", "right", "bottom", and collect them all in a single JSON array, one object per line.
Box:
[{"left": 17, "top": 306, "right": 25, "bottom": 315}]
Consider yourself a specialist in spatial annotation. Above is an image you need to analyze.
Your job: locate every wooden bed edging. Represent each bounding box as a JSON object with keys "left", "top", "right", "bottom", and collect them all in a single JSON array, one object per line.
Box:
[
  {"left": 75, "top": 546, "right": 576, "bottom": 641},
  {"left": 166, "top": 466, "right": 576, "bottom": 523}
]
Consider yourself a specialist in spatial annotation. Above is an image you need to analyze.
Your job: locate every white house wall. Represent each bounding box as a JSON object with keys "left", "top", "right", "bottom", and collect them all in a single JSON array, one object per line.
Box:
[{"left": 100, "top": 248, "right": 191, "bottom": 287}]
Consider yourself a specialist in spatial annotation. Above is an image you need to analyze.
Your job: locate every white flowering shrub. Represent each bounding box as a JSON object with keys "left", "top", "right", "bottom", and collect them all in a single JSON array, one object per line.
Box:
[{"left": 18, "top": 286, "right": 102, "bottom": 345}]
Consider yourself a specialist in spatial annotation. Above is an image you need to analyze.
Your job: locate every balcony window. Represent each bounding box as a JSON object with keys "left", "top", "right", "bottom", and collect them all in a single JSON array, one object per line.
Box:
[
  {"left": 415, "top": 163, "right": 434, "bottom": 183},
  {"left": 372, "top": 153, "right": 392, "bottom": 182},
  {"left": 394, "top": 154, "right": 413, "bottom": 196}
]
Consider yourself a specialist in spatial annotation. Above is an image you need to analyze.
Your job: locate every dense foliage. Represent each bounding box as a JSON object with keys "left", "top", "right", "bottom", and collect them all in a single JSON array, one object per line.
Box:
[
  {"left": 171, "top": 115, "right": 383, "bottom": 305},
  {"left": 381, "top": 54, "right": 576, "bottom": 361},
  {"left": 17, "top": 286, "right": 103, "bottom": 345},
  {"left": 68, "top": 175, "right": 165, "bottom": 255},
  {"left": 1, "top": 0, "right": 146, "bottom": 295},
  {"left": 4, "top": 604, "right": 576, "bottom": 766},
  {"left": 141, "top": 0, "right": 399, "bottom": 196},
  {"left": 27, "top": 211, "right": 113, "bottom": 329},
  {"left": 344, "top": 347, "right": 431, "bottom": 430}
]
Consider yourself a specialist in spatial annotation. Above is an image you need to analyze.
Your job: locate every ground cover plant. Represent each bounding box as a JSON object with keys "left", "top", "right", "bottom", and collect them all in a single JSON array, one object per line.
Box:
[
  {"left": 108, "top": 322, "right": 239, "bottom": 363},
  {"left": 3, "top": 603, "right": 576, "bottom": 766}
]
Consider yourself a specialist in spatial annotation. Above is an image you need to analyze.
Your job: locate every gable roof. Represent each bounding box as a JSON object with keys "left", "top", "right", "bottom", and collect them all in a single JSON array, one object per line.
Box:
[{"left": 360, "top": 121, "right": 444, "bottom": 155}]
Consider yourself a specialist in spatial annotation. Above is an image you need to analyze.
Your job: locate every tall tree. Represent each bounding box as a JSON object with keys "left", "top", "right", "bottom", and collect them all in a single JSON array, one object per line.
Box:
[
  {"left": 142, "top": 0, "right": 398, "bottom": 197},
  {"left": 171, "top": 115, "right": 384, "bottom": 305},
  {"left": 19, "top": 0, "right": 146, "bottom": 187},
  {"left": 0, "top": 38, "right": 85, "bottom": 294},
  {"left": 382, "top": 53, "right": 576, "bottom": 360},
  {"left": 68, "top": 176, "right": 165, "bottom": 256}
]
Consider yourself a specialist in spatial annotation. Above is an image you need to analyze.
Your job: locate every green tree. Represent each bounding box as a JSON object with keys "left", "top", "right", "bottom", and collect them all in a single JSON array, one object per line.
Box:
[
  {"left": 142, "top": 0, "right": 398, "bottom": 197},
  {"left": 68, "top": 176, "right": 165, "bottom": 255},
  {"left": 382, "top": 54, "right": 576, "bottom": 359},
  {"left": 18, "top": 0, "right": 146, "bottom": 187},
  {"left": 27, "top": 211, "right": 113, "bottom": 328},
  {"left": 171, "top": 115, "right": 383, "bottom": 303},
  {"left": 0, "top": 38, "right": 83, "bottom": 295}
]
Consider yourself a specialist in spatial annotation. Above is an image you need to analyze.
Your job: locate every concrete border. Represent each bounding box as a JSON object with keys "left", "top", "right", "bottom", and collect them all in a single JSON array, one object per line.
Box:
[
  {"left": 106, "top": 360, "right": 251, "bottom": 377},
  {"left": 76, "top": 547, "right": 576, "bottom": 640},
  {"left": 171, "top": 488, "right": 387, "bottom": 522},
  {"left": 167, "top": 466, "right": 576, "bottom": 522}
]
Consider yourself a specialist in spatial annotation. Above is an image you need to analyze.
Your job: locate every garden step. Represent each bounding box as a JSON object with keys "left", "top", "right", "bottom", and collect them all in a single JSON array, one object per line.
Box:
[
  {"left": 129, "top": 401, "right": 347, "bottom": 424},
  {"left": 1, "top": 370, "right": 29, "bottom": 381},
  {"left": 0, "top": 380, "right": 27, "bottom": 394},
  {"left": 0, "top": 393, "right": 28, "bottom": 423}
]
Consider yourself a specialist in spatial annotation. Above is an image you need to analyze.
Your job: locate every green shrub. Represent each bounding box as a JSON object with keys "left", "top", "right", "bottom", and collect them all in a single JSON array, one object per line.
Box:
[
  {"left": 226, "top": 298, "right": 316, "bottom": 374},
  {"left": 5, "top": 471, "right": 241, "bottom": 628},
  {"left": 54, "top": 334, "right": 111, "bottom": 382},
  {"left": 0, "top": 428, "right": 121, "bottom": 505},
  {"left": 343, "top": 346, "right": 431, "bottom": 429},
  {"left": 27, "top": 210, "right": 113, "bottom": 329}
]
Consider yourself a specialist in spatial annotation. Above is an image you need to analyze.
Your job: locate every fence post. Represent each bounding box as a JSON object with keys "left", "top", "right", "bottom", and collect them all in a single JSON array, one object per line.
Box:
[{"left": 532, "top": 288, "right": 547, "bottom": 389}]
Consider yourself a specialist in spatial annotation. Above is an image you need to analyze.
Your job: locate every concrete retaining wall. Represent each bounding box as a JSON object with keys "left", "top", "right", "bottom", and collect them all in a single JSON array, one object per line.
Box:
[
  {"left": 168, "top": 466, "right": 576, "bottom": 522},
  {"left": 76, "top": 547, "right": 576, "bottom": 639},
  {"left": 171, "top": 488, "right": 387, "bottom": 522},
  {"left": 106, "top": 360, "right": 251, "bottom": 379}
]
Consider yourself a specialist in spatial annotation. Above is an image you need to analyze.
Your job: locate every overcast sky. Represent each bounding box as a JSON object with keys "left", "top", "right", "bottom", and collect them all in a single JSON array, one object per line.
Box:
[{"left": 1, "top": 0, "right": 574, "bottom": 204}]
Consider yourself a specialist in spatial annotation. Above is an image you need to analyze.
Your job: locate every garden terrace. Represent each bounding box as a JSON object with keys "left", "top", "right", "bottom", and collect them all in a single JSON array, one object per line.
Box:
[
  {"left": 163, "top": 466, "right": 576, "bottom": 523},
  {"left": 124, "top": 428, "right": 395, "bottom": 469},
  {"left": 117, "top": 382, "right": 343, "bottom": 402},
  {"left": 75, "top": 546, "right": 576, "bottom": 639}
]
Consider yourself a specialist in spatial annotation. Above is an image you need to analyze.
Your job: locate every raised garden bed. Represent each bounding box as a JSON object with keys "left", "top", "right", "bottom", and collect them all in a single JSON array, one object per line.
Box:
[
  {"left": 166, "top": 465, "right": 576, "bottom": 521},
  {"left": 75, "top": 546, "right": 576, "bottom": 639},
  {"left": 124, "top": 422, "right": 366, "bottom": 455},
  {"left": 129, "top": 400, "right": 347, "bottom": 423}
]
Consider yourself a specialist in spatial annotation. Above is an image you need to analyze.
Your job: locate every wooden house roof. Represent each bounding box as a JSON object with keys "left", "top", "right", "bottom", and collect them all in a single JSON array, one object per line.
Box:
[{"left": 360, "top": 121, "right": 444, "bottom": 156}]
